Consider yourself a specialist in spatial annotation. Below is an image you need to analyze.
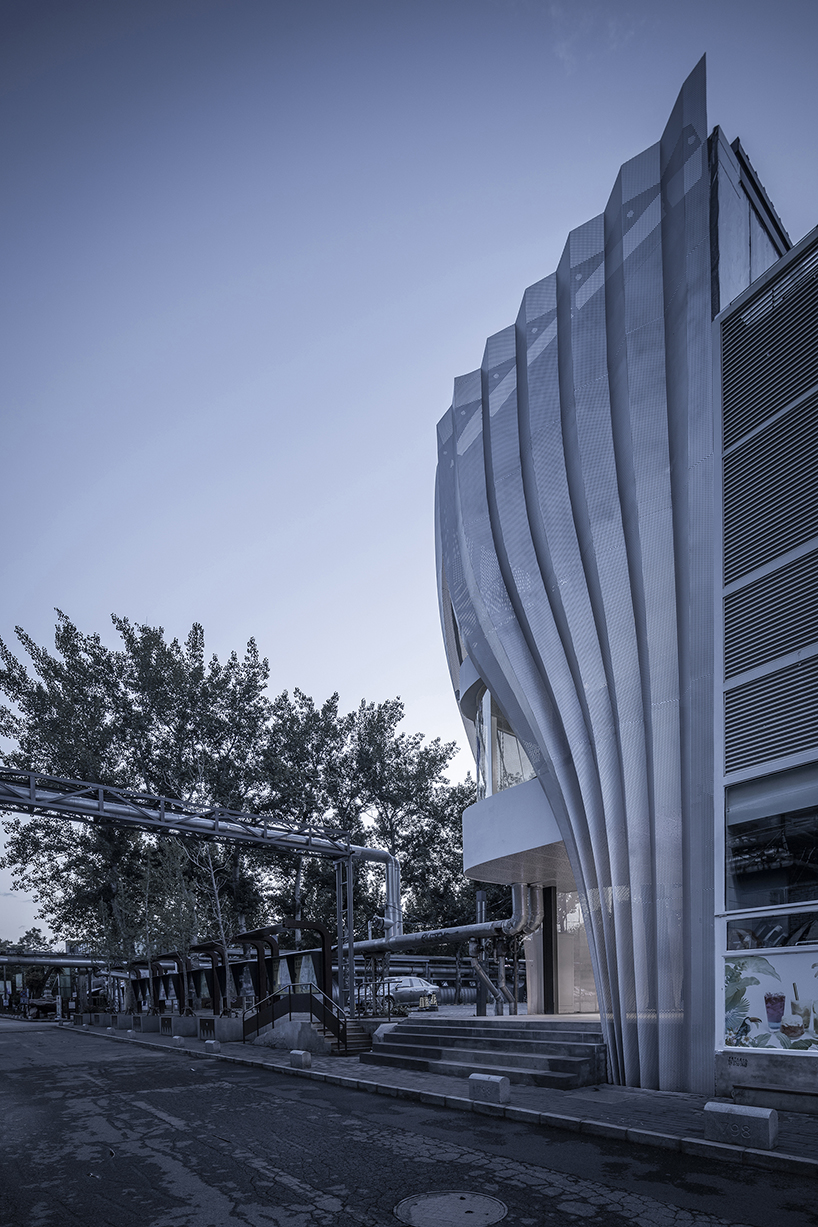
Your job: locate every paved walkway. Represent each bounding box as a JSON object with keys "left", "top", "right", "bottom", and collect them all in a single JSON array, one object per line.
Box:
[{"left": 47, "top": 1016, "right": 818, "bottom": 1179}]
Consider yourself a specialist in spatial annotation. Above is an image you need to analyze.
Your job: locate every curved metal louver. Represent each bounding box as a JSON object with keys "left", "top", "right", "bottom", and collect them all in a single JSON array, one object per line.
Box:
[{"left": 435, "top": 62, "right": 714, "bottom": 1093}]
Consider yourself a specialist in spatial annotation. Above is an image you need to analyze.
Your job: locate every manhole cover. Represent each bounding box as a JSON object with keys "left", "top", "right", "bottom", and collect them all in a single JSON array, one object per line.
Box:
[{"left": 394, "top": 1192, "right": 507, "bottom": 1225}]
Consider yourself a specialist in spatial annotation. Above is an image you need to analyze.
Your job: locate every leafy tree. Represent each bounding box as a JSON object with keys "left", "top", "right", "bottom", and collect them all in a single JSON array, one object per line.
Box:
[
  {"left": 351, "top": 698, "right": 458, "bottom": 859},
  {"left": 259, "top": 689, "right": 377, "bottom": 938},
  {"left": 0, "top": 613, "right": 270, "bottom": 955},
  {"left": 0, "top": 612, "right": 481, "bottom": 958},
  {"left": 0, "top": 926, "right": 54, "bottom": 954}
]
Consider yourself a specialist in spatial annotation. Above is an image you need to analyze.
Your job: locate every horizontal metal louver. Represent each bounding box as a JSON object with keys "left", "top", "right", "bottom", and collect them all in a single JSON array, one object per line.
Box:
[
  {"left": 725, "top": 548, "right": 818, "bottom": 677},
  {"left": 725, "top": 654, "right": 818, "bottom": 773},
  {"left": 722, "top": 239, "right": 818, "bottom": 449},
  {"left": 723, "top": 390, "right": 818, "bottom": 583}
]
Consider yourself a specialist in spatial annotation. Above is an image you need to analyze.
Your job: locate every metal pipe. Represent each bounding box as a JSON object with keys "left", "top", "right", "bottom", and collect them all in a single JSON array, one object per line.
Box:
[
  {"left": 501, "top": 882, "right": 527, "bottom": 936},
  {"left": 468, "top": 946, "right": 504, "bottom": 1010},
  {"left": 0, "top": 954, "right": 107, "bottom": 970},
  {"left": 0, "top": 769, "right": 404, "bottom": 939},
  {"left": 345, "top": 859, "right": 356, "bottom": 1018},
  {"left": 343, "top": 881, "right": 543, "bottom": 955},
  {"left": 523, "top": 884, "right": 545, "bottom": 935},
  {"left": 496, "top": 942, "right": 516, "bottom": 1014},
  {"left": 335, "top": 862, "right": 345, "bottom": 1007}
]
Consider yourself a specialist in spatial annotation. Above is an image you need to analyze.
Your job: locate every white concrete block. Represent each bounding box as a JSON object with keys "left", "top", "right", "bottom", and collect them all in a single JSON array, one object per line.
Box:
[
  {"left": 172, "top": 1035, "right": 185, "bottom": 1047},
  {"left": 704, "top": 1101, "right": 778, "bottom": 1149},
  {"left": 204, "top": 1039, "right": 221, "bottom": 1054},
  {"left": 289, "top": 1049, "right": 312, "bottom": 1069},
  {"left": 468, "top": 1073, "right": 510, "bottom": 1104},
  {"left": 106, "top": 1027, "right": 114, "bottom": 1034}
]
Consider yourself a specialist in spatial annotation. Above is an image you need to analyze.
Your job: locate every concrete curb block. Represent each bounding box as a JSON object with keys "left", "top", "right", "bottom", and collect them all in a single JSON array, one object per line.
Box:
[{"left": 60, "top": 1026, "right": 818, "bottom": 1177}]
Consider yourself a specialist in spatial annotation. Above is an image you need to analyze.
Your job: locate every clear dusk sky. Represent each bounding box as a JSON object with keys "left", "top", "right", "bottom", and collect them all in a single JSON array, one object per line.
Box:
[{"left": 2, "top": 0, "right": 816, "bottom": 939}]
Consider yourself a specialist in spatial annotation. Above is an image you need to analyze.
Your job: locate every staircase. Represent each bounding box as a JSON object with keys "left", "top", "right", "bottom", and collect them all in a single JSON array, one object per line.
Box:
[
  {"left": 360, "top": 1016, "right": 606, "bottom": 1088},
  {"left": 319, "top": 1016, "right": 372, "bottom": 1056}
]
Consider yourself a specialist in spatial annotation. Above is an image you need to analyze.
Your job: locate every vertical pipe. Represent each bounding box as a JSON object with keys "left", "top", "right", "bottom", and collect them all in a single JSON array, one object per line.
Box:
[
  {"left": 346, "top": 858, "right": 356, "bottom": 1018},
  {"left": 543, "top": 886, "right": 557, "bottom": 1015},
  {"left": 335, "top": 861, "right": 345, "bottom": 1009}
]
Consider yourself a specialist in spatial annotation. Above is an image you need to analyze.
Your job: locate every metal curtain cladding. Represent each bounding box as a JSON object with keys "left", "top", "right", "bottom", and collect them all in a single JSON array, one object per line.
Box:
[{"left": 435, "top": 60, "right": 715, "bottom": 1091}]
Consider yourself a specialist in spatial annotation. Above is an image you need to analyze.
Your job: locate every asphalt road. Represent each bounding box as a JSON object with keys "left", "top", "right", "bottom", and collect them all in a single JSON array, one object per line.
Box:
[{"left": 2, "top": 1020, "right": 817, "bottom": 1227}]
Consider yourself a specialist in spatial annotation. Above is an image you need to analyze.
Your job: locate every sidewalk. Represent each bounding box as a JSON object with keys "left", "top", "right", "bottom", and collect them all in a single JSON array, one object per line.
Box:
[{"left": 62, "top": 1017, "right": 818, "bottom": 1179}]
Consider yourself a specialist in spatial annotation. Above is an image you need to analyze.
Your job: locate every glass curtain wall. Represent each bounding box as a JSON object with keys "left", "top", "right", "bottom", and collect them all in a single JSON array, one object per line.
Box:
[{"left": 723, "top": 763, "right": 818, "bottom": 1050}]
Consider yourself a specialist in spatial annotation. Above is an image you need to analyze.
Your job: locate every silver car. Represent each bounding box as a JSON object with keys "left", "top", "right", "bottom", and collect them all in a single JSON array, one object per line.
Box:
[{"left": 379, "top": 975, "right": 439, "bottom": 1007}]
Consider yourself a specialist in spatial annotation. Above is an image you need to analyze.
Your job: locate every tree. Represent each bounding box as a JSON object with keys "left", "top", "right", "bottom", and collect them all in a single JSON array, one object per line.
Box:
[
  {"left": 351, "top": 698, "right": 458, "bottom": 859},
  {"left": 0, "top": 927, "right": 54, "bottom": 954},
  {"left": 0, "top": 612, "right": 481, "bottom": 956},
  {"left": 0, "top": 613, "right": 271, "bottom": 957}
]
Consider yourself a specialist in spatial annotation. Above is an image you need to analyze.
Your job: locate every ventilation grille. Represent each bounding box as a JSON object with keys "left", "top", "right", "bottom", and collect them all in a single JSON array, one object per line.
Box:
[
  {"left": 725, "top": 654, "right": 818, "bottom": 773},
  {"left": 725, "top": 548, "right": 818, "bottom": 678},
  {"left": 723, "top": 390, "right": 818, "bottom": 584},
  {"left": 722, "top": 240, "right": 818, "bottom": 449}
]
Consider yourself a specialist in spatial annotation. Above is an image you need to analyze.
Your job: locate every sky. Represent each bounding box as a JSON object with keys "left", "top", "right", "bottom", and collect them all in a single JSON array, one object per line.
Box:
[{"left": 2, "top": 0, "right": 817, "bottom": 941}]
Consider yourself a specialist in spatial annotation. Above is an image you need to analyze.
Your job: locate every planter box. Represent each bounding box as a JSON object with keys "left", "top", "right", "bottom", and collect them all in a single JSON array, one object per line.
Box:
[
  {"left": 214, "top": 1017, "right": 243, "bottom": 1044},
  {"left": 132, "top": 1014, "right": 160, "bottom": 1033},
  {"left": 198, "top": 1017, "right": 217, "bottom": 1042},
  {"left": 172, "top": 1016, "right": 198, "bottom": 1037}
]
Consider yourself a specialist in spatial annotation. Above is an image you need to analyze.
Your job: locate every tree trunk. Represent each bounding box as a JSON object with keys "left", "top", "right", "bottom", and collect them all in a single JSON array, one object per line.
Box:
[
  {"left": 231, "top": 847, "right": 246, "bottom": 932},
  {"left": 206, "top": 847, "right": 233, "bottom": 1014},
  {"left": 293, "top": 856, "right": 304, "bottom": 946}
]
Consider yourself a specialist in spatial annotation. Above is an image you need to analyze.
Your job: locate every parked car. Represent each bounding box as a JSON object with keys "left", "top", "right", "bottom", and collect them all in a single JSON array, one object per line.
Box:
[{"left": 378, "top": 976, "right": 439, "bottom": 1007}]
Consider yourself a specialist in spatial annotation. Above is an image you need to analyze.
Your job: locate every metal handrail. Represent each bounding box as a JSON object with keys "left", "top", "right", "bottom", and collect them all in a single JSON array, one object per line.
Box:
[{"left": 242, "top": 984, "right": 348, "bottom": 1050}]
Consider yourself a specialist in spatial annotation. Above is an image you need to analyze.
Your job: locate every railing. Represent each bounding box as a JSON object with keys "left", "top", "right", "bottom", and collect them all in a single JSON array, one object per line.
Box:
[{"left": 242, "top": 984, "right": 348, "bottom": 1051}]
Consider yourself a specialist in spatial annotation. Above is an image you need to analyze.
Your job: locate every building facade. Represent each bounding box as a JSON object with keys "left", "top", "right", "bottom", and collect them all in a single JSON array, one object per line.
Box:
[{"left": 434, "top": 59, "right": 816, "bottom": 1094}]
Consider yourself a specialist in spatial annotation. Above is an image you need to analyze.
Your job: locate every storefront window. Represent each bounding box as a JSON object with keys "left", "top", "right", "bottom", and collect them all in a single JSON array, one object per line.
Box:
[
  {"left": 723, "top": 763, "right": 818, "bottom": 1051},
  {"left": 557, "top": 890, "right": 599, "bottom": 1013}
]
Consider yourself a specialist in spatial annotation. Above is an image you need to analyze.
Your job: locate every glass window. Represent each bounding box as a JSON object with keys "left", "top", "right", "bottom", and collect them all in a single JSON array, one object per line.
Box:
[
  {"left": 557, "top": 890, "right": 599, "bottom": 1014},
  {"left": 493, "top": 710, "right": 536, "bottom": 793},
  {"left": 726, "top": 764, "right": 818, "bottom": 911},
  {"left": 727, "top": 912, "right": 818, "bottom": 949},
  {"left": 475, "top": 689, "right": 488, "bottom": 800}
]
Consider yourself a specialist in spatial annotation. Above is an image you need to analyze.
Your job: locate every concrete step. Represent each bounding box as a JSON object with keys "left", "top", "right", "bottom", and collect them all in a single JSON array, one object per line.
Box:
[
  {"left": 399, "top": 1015, "right": 605, "bottom": 1035},
  {"left": 396, "top": 1023, "right": 604, "bottom": 1045},
  {"left": 315, "top": 1020, "right": 372, "bottom": 1056},
  {"left": 375, "top": 1040, "right": 596, "bottom": 1077},
  {"left": 403, "top": 1016, "right": 603, "bottom": 1030},
  {"left": 391, "top": 1029, "right": 603, "bottom": 1058},
  {"left": 360, "top": 1049, "right": 580, "bottom": 1089}
]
